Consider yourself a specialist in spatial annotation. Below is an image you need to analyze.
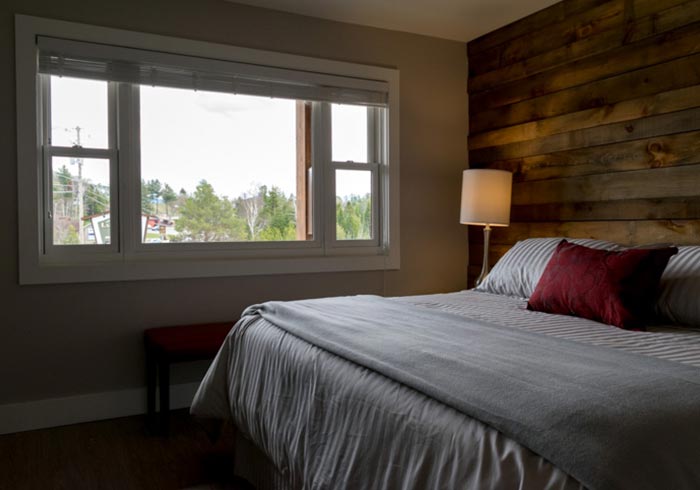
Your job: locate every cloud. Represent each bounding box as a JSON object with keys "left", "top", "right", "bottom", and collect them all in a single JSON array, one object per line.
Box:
[{"left": 195, "top": 92, "right": 276, "bottom": 116}]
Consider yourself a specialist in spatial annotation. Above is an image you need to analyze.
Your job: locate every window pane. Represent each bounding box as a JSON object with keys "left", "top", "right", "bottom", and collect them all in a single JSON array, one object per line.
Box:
[
  {"left": 140, "top": 86, "right": 310, "bottom": 243},
  {"left": 332, "top": 104, "right": 368, "bottom": 163},
  {"left": 336, "top": 169, "right": 372, "bottom": 240},
  {"left": 51, "top": 157, "right": 111, "bottom": 245},
  {"left": 50, "top": 76, "right": 109, "bottom": 149}
]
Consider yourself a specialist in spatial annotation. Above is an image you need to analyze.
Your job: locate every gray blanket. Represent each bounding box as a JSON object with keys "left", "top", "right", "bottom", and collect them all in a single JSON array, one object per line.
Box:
[{"left": 243, "top": 295, "right": 700, "bottom": 490}]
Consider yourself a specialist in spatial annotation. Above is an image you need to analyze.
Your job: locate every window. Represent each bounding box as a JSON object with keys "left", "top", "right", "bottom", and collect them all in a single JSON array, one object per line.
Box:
[
  {"left": 139, "top": 87, "right": 305, "bottom": 244},
  {"left": 330, "top": 104, "right": 380, "bottom": 243},
  {"left": 46, "top": 76, "right": 116, "bottom": 249},
  {"left": 16, "top": 16, "right": 399, "bottom": 284}
]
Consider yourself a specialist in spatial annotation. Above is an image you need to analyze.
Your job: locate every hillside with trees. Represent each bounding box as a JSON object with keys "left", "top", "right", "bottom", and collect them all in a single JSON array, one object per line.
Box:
[{"left": 52, "top": 167, "right": 372, "bottom": 244}]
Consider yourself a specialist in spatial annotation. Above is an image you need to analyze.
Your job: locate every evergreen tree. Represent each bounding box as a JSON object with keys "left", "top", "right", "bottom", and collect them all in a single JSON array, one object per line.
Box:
[
  {"left": 161, "top": 184, "right": 177, "bottom": 216},
  {"left": 144, "top": 179, "right": 162, "bottom": 215},
  {"left": 84, "top": 183, "right": 110, "bottom": 216},
  {"left": 141, "top": 179, "right": 154, "bottom": 214},
  {"left": 259, "top": 185, "right": 296, "bottom": 241},
  {"left": 53, "top": 165, "right": 74, "bottom": 218},
  {"left": 175, "top": 180, "right": 245, "bottom": 242},
  {"left": 336, "top": 194, "right": 371, "bottom": 240}
]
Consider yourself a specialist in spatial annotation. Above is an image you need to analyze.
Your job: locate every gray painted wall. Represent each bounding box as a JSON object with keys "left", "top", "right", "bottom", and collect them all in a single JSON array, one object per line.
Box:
[{"left": 0, "top": 0, "right": 468, "bottom": 405}]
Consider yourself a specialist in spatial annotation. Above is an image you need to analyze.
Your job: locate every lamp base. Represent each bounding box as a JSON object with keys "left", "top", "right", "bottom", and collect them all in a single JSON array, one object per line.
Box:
[{"left": 475, "top": 225, "right": 492, "bottom": 287}]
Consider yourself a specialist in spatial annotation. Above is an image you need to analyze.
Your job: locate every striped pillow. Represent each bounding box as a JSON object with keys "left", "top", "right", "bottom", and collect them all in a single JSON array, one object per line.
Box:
[
  {"left": 656, "top": 246, "right": 700, "bottom": 327},
  {"left": 475, "top": 237, "right": 622, "bottom": 299}
]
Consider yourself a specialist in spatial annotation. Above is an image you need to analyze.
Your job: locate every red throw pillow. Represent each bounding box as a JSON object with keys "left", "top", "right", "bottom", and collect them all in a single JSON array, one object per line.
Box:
[{"left": 527, "top": 240, "right": 678, "bottom": 329}]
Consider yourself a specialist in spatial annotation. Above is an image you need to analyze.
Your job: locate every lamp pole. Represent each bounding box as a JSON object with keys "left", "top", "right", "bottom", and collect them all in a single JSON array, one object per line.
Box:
[{"left": 475, "top": 224, "right": 491, "bottom": 287}]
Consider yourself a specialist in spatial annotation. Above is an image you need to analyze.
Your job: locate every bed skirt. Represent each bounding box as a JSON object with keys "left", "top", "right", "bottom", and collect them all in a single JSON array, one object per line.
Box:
[{"left": 233, "top": 430, "right": 296, "bottom": 490}]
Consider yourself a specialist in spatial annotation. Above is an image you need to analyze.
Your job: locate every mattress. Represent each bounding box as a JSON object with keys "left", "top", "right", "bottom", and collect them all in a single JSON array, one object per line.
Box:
[{"left": 191, "top": 290, "right": 700, "bottom": 489}]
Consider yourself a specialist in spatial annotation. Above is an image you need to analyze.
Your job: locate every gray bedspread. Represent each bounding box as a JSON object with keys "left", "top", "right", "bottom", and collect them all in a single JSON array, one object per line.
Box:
[{"left": 245, "top": 295, "right": 700, "bottom": 490}]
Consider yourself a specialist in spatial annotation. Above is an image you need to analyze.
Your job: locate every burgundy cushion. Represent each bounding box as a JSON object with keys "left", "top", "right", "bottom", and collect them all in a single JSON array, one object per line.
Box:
[
  {"left": 527, "top": 240, "right": 678, "bottom": 329},
  {"left": 144, "top": 322, "right": 233, "bottom": 358}
]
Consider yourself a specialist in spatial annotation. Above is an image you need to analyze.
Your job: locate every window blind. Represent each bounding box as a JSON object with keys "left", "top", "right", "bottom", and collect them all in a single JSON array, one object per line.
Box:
[{"left": 37, "top": 36, "right": 389, "bottom": 106}]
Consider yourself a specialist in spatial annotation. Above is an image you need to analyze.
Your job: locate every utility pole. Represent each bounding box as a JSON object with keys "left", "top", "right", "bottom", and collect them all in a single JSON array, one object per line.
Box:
[{"left": 69, "top": 126, "right": 85, "bottom": 243}]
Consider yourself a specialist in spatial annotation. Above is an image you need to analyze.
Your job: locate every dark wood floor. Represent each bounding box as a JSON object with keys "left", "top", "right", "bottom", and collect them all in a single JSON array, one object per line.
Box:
[{"left": 0, "top": 409, "right": 255, "bottom": 490}]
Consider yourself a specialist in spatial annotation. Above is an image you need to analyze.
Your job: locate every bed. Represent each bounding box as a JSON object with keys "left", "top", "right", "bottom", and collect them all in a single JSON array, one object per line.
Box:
[{"left": 191, "top": 239, "right": 700, "bottom": 490}]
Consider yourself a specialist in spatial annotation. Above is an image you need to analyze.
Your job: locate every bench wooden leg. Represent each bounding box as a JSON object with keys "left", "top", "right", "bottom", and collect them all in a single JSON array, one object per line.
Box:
[
  {"left": 145, "top": 347, "right": 157, "bottom": 433},
  {"left": 158, "top": 359, "right": 170, "bottom": 436}
]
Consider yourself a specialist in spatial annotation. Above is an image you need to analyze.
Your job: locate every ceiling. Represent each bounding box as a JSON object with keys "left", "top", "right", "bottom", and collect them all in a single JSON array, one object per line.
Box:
[{"left": 227, "top": 0, "right": 560, "bottom": 42}]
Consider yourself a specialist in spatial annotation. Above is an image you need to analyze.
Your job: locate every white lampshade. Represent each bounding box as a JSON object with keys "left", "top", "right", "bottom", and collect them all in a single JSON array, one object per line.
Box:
[{"left": 460, "top": 169, "right": 512, "bottom": 227}]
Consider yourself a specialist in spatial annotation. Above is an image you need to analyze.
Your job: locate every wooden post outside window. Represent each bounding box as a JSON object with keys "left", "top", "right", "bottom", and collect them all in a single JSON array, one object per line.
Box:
[{"left": 295, "top": 101, "right": 312, "bottom": 240}]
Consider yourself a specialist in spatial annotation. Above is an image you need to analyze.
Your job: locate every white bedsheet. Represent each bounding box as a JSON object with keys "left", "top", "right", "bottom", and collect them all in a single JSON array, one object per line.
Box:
[{"left": 192, "top": 291, "right": 700, "bottom": 489}]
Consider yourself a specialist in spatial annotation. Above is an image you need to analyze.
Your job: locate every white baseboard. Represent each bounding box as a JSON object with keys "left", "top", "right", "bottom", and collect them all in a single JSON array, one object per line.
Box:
[{"left": 0, "top": 382, "right": 201, "bottom": 435}]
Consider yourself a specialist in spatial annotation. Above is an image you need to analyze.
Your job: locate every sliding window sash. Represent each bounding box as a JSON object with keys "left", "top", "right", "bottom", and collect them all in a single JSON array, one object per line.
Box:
[
  {"left": 327, "top": 161, "right": 381, "bottom": 249},
  {"left": 40, "top": 75, "right": 119, "bottom": 258},
  {"left": 322, "top": 104, "right": 384, "bottom": 252}
]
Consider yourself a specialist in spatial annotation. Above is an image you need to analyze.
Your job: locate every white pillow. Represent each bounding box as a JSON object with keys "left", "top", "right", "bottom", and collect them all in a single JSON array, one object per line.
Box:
[
  {"left": 474, "top": 237, "right": 622, "bottom": 299},
  {"left": 656, "top": 246, "right": 700, "bottom": 327}
]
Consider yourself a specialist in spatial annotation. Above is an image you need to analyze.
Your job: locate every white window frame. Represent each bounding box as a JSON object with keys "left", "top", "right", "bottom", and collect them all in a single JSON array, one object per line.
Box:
[
  {"left": 320, "top": 103, "right": 384, "bottom": 252},
  {"left": 15, "top": 15, "right": 400, "bottom": 284},
  {"left": 41, "top": 77, "right": 120, "bottom": 259}
]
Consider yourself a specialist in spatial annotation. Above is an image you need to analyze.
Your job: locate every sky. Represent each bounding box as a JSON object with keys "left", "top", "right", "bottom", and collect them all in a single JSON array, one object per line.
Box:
[{"left": 50, "top": 76, "right": 372, "bottom": 202}]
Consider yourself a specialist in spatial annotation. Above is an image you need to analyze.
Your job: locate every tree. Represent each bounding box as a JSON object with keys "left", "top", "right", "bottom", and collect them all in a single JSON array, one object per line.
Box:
[
  {"left": 54, "top": 222, "right": 80, "bottom": 245},
  {"left": 161, "top": 184, "right": 177, "bottom": 216},
  {"left": 174, "top": 188, "right": 189, "bottom": 213},
  {"left": 141, "top": 179, "right": 154, "bottom": 214},
  {"left": 238, "top": 188, "right": 264, "bottom": 241},
  {"left": 175, "top": 180, "right": 245, "bottom": 242},
  {"left": 63, "top": 224, "right": 80, "bottom": 244},
  {"left": 235, "top": 185, "right": 297, "bottom": 241},
  {"left": 259, "top": 186, "right": 296, "bottom": 241},
  {"left": 84, "top": 182, "right": 110, "bottom": 216},
  {"left": 144, "top": 179, "right": 162, "bottom": 215},
  {"left": 53, "top": 165, "right": 74, "bottom": 218},
  {"left": 336, "top": 194, "right": 371, "bottom": 240}
]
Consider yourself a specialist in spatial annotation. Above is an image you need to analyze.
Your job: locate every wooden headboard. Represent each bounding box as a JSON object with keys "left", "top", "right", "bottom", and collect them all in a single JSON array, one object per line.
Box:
[{"left": 466, "top": 0, "right": 700, "bottom": 282}]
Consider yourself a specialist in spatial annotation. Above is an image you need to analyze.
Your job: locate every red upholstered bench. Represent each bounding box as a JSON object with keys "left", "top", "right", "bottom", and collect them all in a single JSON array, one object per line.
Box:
[{"left": 144, "top": 322, "right": 233, "bottom": 435}]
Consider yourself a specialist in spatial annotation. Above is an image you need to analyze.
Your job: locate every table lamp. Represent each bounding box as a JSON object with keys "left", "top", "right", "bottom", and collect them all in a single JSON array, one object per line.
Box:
[{"left": 460, "top": 169, "right": 512, "bottom": 287}]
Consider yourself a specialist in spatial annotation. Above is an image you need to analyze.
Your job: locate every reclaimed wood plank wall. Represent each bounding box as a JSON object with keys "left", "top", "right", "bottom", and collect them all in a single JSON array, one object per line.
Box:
[{"left": 467, "top": 0, "right": 700, "bottom": 281}]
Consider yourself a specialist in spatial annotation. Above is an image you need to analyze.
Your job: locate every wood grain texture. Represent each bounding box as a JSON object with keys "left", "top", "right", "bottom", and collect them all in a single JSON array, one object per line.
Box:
[
  {"left": 469, "top": 0, "right": 625, "bottom": 78},
  {"left": 633, "top": 0, "right": 691, "bottom": 18},
  {"left": 488, "top": 129, "right": 700, "bottom": 182},
  {"left": 469, "top": 85, "right": 700, "bottom": 149},
  {"left": 467, "top": 0, "right": 700, "bottom": 280},
  {"left": 471, "top": 51, "right": 700, "bottom": 134},
  {"left": 470, "top": 220, "right": 700, "bottom": 246},
  {"left": 469, "top": 0, "right": 700, "bottom": 93},
  {"left": 0, "top": 410, "right": 249, "bottom": 490},
  {"left": 511, "top": 196, "right": 700, "bottom": 221},
  {"left": 513, "top": 164, "right": 700, "bottom": 205},
  {"left": 472, "top": 107, "right": 700, "bottom": 163},
  {"left": 469, "top": 0, "right": 615, "bottom": 55},
  {"left": 471, "top": 20, "right": 700, "bottom": 113}
]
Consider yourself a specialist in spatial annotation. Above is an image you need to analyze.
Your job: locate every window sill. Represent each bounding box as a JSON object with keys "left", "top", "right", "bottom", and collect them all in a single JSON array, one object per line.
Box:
[{"left": 20, "top": 252, "right": 400, "bottom": 285}]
